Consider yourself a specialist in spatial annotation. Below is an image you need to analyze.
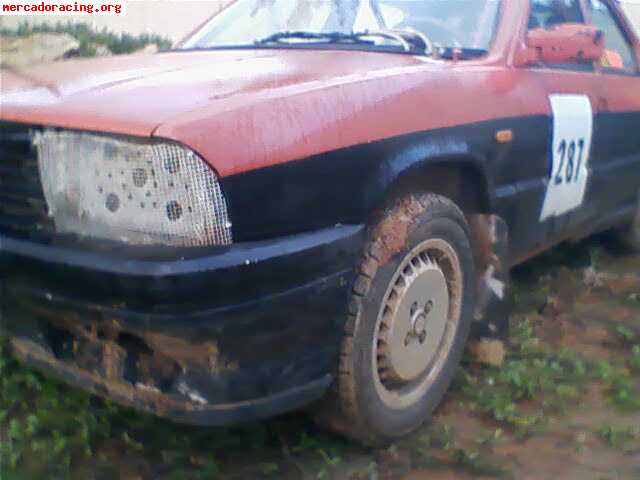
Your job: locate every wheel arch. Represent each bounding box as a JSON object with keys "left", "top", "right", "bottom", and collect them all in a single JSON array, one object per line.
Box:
[{"left": 368, "top": 152, "right": 495, "bottom": 218}]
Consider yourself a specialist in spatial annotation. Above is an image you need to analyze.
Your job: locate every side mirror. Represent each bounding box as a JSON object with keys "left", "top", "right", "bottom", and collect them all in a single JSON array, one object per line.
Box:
[{"left": 515, "top": 23, "right": 605, "bottom": 67}]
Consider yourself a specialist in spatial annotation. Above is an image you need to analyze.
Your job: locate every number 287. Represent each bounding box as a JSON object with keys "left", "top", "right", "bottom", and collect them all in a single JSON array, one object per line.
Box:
[{"left": 554, "top": 138, "right": 586, "bottom": 185}]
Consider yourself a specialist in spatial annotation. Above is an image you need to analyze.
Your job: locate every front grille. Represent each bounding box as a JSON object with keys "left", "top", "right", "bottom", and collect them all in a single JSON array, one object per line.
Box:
[{"left": 0, "top": 123, "right": 54, "bottom": 239}]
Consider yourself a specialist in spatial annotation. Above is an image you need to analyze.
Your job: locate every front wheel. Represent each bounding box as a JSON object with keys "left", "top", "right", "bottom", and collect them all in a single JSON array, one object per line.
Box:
[{"left": 318, "top": 194, "right": 476, "bottom": 445}]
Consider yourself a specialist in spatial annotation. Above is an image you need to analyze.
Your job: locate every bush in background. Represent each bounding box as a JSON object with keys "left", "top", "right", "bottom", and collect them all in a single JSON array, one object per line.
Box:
[{"left": 0, "top": 21, "right": 172, "bottom": 57}]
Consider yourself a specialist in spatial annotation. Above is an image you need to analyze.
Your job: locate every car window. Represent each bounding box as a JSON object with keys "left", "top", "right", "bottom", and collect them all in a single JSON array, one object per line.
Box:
[
  {"left": 527, "top": 0, "right": 591, "bottom": 71},
  {"left": 587, "top": 0, "right": 638, "bottom": 74},
  {"left": 373, "top": 0, "right": 502, "bottom": 51},
  {"left": 528, "top": 0, "right": 584, "bottom": 30}
]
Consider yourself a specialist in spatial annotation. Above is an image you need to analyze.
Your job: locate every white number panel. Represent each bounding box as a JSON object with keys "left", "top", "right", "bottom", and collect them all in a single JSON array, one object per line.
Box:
[{"left": 540, "top": 94, "right": 594, "bottom": 221}]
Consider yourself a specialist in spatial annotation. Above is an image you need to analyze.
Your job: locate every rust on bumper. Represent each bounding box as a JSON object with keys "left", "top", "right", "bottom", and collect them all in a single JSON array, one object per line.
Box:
[{"left": 9, "top": 336, "right": 332, "bottom": 426}]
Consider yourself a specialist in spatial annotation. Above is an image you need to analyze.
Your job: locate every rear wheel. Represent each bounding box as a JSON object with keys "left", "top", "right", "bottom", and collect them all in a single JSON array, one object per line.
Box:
[{"left": 317, "top": 194, "right": 475, "bottom": 445}]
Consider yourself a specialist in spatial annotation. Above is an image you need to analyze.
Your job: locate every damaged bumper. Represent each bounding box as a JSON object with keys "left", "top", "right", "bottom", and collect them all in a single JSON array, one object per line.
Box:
[{"left": 0, "top": 225, "right": 364, "bottom": 425}]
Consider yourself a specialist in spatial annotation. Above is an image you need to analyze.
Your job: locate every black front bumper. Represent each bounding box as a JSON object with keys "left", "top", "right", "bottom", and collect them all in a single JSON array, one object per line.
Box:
[{"left": 0, "top": 225, "right": 364, "bottom": 425}]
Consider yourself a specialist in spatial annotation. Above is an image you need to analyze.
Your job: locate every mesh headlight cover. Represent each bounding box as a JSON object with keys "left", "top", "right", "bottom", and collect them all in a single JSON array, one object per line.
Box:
[{"left": 35, "top": 130, "right": 232, "bottom": 247}]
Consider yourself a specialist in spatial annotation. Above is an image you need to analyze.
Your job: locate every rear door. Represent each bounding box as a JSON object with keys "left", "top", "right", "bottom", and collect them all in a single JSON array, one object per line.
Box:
[
  {"left": 583, "top": 0, "right": 640, "bottom": 222},
  {"left": 524, "top": 0, "right": 603, "bottom": 238}
]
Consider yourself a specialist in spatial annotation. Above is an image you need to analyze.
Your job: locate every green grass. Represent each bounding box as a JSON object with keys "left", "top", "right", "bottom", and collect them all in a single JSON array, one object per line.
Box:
[
  {"left": 0, "top": 339, "right": 118, "bottom": 476},
  {"left": 403, "top": 423, "right": 508, "bottom": 478},
  {"left": 631, "top": 345, "right": 640, "bottom": 373}
]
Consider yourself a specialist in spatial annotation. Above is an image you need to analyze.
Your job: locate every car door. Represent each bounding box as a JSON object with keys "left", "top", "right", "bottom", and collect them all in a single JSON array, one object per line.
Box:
[
  {"left": 520, "top": 0, "right": 604, "bottom": 241},
  {"left": 582, "top": 0, "right": 640, "bottom": 224}
]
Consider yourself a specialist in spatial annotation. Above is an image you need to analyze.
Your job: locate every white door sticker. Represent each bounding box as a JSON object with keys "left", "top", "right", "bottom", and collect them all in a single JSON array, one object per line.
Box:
[{"left": 540, "top": 95, "right": 593, "bottom": 221}]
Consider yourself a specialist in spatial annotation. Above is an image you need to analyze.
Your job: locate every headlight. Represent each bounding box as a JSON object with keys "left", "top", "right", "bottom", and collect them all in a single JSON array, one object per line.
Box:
[{"left": 34, "top": 130, "right": 232, "bottom": 247}]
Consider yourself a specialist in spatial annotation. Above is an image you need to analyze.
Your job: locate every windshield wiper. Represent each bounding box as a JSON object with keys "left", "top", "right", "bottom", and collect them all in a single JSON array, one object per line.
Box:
[
  {"left": 255, "top": 30, "right": 429, "bottom": 55},
  {"left": 255, "top": 31, "right": 374, "bottom": 46}
]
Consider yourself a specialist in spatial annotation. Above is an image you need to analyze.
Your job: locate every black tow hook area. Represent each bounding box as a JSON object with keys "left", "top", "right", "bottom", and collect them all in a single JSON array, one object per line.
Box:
[{"left": 468, "top": 214, "right": 512, "bottom": 339}]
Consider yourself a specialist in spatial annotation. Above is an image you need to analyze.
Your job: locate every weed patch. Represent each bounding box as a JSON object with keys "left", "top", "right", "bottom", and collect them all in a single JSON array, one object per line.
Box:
[
  {"left": 597, "top": 424, "right": 640, "bottom": 452},
  {"left": 460, "top": 318, "right": 591, "bottom": 434}
]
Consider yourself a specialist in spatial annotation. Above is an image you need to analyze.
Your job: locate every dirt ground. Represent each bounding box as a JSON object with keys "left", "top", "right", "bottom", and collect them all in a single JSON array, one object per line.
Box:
[{"left": 1, "top": 233, "right": 639, "bottom": 480}]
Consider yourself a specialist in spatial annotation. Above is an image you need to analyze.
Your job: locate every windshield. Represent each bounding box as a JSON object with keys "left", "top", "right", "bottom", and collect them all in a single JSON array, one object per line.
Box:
[{"left": 182, "top": 0, "right": 502, "bottom": 54}]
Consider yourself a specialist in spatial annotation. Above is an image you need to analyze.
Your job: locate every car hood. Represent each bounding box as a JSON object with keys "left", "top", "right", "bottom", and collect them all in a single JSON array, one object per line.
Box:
[{"left": 0, "top": 48, "right": 424, "bottom": 137}]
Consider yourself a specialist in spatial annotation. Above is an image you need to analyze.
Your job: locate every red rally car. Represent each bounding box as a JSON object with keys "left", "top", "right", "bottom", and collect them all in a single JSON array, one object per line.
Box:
[{"left": 1, "top": 0, "right": 639, "bottom": 445}]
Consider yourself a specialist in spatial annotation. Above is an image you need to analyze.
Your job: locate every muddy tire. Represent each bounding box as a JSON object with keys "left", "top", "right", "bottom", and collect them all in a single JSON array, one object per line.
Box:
[{"left": 316, "top": 194, "right": 476, "bottom": 446}]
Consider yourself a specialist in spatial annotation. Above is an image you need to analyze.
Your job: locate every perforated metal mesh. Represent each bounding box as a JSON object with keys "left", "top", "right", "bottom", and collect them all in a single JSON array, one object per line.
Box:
[{"left": 35, "top": 130, "right": 233, "bottom": 247}]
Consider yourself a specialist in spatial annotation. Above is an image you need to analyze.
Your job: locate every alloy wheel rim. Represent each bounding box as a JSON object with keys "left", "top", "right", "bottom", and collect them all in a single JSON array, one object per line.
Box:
[{"left": 372, "top": 238, "right": 463, "bottom": 410}]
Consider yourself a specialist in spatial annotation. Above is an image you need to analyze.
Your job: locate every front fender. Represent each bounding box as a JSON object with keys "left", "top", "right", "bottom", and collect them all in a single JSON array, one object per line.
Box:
[
  {"left": 366, "top": 134, "right": 494, "bottom": 215},
  {"left": 220, "top": 120, "right": 504, "bottom": 242}
]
